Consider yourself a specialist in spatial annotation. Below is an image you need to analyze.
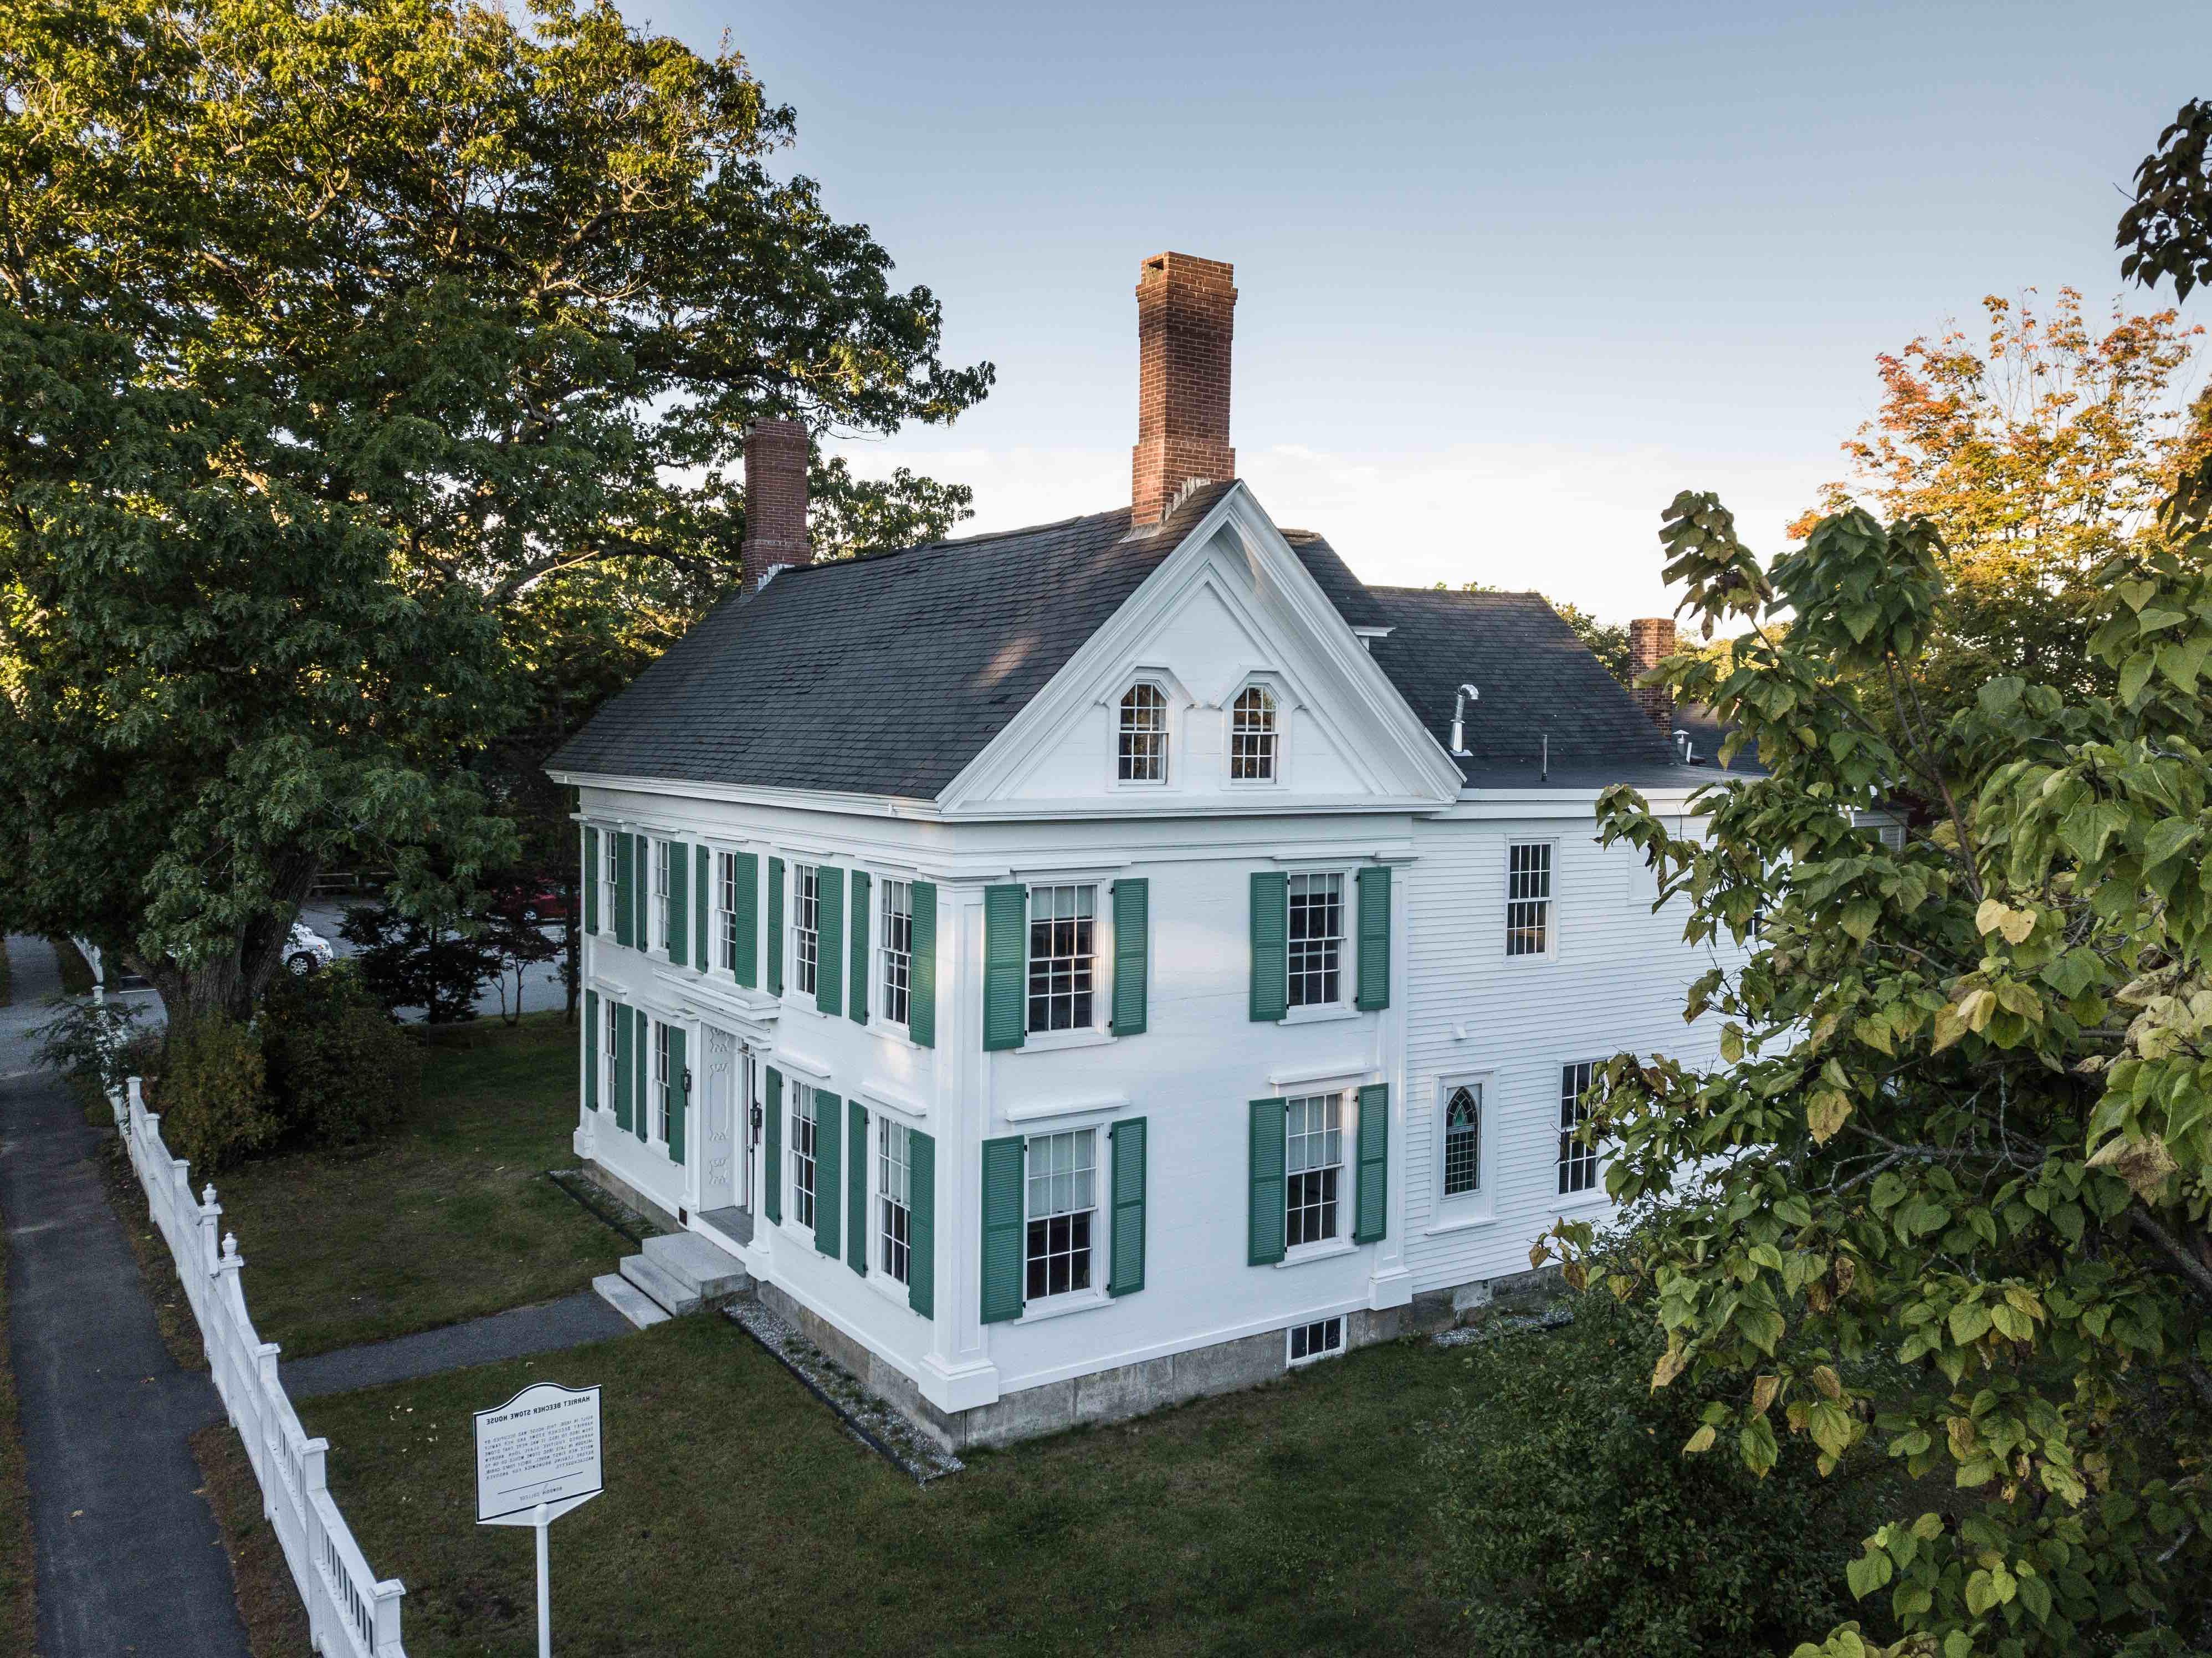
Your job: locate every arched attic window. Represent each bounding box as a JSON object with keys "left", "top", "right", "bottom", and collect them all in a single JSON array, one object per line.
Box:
[
  {"left": 1230, "top": 685, "right": 1278, "bottom": 781},
  {"left": 1118, "top": 683, "right": 1169, "bottom": 782}
]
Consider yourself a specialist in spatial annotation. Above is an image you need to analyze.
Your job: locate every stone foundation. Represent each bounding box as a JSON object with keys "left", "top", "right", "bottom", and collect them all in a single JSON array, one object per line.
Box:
[
  {"left": 577, "top": 1159, "right": 682, "bottom": 1236},
  {"left": 753, "top": 1270, "right": 1558, "bottom": 1454}
]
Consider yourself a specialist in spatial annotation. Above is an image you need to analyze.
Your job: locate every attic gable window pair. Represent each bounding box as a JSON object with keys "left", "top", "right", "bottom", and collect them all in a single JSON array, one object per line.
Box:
[{"left": 1114, "top": 683, "right": 1278, "bottom": 784}]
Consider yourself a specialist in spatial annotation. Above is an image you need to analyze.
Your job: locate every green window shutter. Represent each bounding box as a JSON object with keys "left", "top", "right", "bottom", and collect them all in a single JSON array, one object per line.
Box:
[
  {"left": 1355, "top": 867, "right": 1391, "bottom": 1011},
  {"left": 763, "top": 1068, "right": 783, "bottom": 1224},
  {"left": 848, "top": 871, "right": 871, "bottom": 1025},
  {"left": 1111, "top": 878, "right": 1149, "bottom": 1036},
  {"left": 815, "top": 867, "right": 844, "bottom": 1016},
  {"left": 1248, "top": 1097, "right": 1287, "bottom": 1265},
  {"left": 1109, "top": 1116, "right": 1147, "bottom": 1295},
  {"left": 980, "top": 1135, "right": 1026, "bottom": 1323},
  {"left": 634, "top": 1015, "right": 649, "bottom": 1142},
  {"left": 667, "top": 1026, "right": 688, "bottom": 1165},
  {"left": 846, "top": 1099, "right": 868, "bottom": 1275},
  {"left": 694, "top": 846, "right": 709, "bottom": 971},
  {"left": 909, "top": 881, "right": 937, "bottom": 1048},
  {"left": 731, "top": 851, "right": 759, "bottom": 987},
  {"left": 766, "top": 857, "right": 785, "bottom": 995},
  {"left": 1353, "top": 1082, "right": 1388, "bottom": 1243},
  {"left": 613, "top": 833, "right": 634, "bottom": 948},
  {"left": 982, "top": 884, "right": 1027, "bottom": 1051},
  {"left": 813, "top": 1091, "right": 842, "bottom": 1257},
  {"left": 584, "top": 989, "right": 600, "bottom": 1112},
  {"left": 612, "top": 1006, "right": 633, "bottom": 1131},
  {"left": 583, "top": 827, "right": 600, "bottom": 935},
  {"left": 1249, "top": 873, "right": 1288, "bottom": 1022},
  {"left": 907, "top": 1130, "right": 935, "bottom": 1318},
  {"left": 668, "top": 841, "right": 689, "bottom": 966}
]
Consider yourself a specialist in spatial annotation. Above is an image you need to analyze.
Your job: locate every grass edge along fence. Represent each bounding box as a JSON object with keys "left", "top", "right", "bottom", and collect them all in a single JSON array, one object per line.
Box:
[{"left": 111, "top": 1077, "right": 406, "bottom": 1657}]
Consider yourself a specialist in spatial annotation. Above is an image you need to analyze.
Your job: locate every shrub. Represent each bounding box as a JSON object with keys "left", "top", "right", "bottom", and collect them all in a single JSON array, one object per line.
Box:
[
  {"left": 1426, "top": 1284, "right": 1893, "bottom": 1657},
  {"left": 33, "top": 996, "right": 147, "bottom": 1096},
  {"left": 337, "top": 903, "right": 498, "bottom": 1023},
  {"left": 156, "top": 1012, "right": 280, "bottom": 1173},
  {"left": 260, "top": 961, "right": 420, "bottom": 1148}
]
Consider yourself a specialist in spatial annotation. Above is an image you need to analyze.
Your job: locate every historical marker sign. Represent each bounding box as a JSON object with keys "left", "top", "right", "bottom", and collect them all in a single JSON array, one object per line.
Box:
[{"left": 474, "top": 1382, "right": 603, "bottom": 1526}]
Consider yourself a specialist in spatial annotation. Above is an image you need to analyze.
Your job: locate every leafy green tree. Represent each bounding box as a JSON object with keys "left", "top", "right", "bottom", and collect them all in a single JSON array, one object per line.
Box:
[
  {"left": 0, "top": 0, "right": 989, "bottom": 1027},
  {"left": 1538, "top": 484, "right": 2212, "bottom": 1655}
]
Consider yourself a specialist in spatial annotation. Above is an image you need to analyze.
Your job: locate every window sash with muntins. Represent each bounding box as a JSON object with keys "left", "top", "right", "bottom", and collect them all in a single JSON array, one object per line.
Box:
[
  {"left": 1025, "top": 1128, "right": 1096, "bottom": 1300},
  {"left": 1507, "top": 842, "right": 1553, "bottom": 957},
  {"left": 1559, "top": 1061, "right": 1601, "bottom": 1195},
  {"left": 1285, "top": 1091, "right": 1343, "bottom": 1247},
  {"left": 791, "top": 1083, "right": 819, "bottom": 1229},
  {"left": 1442, "top": 1084, "right": 1482, "bottom": 1197},
  {"left": 878, "top": 1118, "right": 912, "bottom": 1285},
  {"left": 718, "top": 852, "right": 739, "bottom": 972},
  {"left": 652, "top": 1020, "right": 672, "bottom": 1144},
  {"left": 792, "top": 864, "right": 820, "bottom": 997},
  {"left": 601, "top": 834, "right": 620, "bottom": 936},
  {"left": 1231, "top": 686, "right": 1277, "bottom": 781},
  {"left": 654, "top": 840, "right": 672, "bottom": 951},
  {"left": 879, "top": 879, "right": 913, "bottom": 1028},
  {"left": 601, "top": 998, "right": 619, "bottom": 1106},
  {"left": 1287, "top": 873, "right": 1344, "bottom": 1007},
  {"left": 1117, "top": 683, "right": 1168, "bottom": 782},
  {"left": 1026, "top": 883, "right": 1096, "bottom": 1034}
]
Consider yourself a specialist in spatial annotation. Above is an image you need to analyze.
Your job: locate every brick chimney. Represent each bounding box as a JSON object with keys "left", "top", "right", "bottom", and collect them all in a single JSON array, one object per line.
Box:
[
  {"left": 741, "top": 418, "right": 811, "bottom": 591},
  {"left": 1628, "top": 617, "right": 1676, "bottom": 736},
  {"left": 1130, "top": 252, "right": 1237, "bottom": 528}
]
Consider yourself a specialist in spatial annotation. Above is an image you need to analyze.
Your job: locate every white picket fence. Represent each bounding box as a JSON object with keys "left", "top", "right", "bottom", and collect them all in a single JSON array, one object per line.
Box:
[{"left": 111, "top": 1076, "right": 407, "bottom": 1657}]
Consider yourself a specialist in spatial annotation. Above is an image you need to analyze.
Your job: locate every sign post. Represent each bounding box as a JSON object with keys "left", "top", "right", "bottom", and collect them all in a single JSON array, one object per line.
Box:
[{"left": 474, "top": 1382, "right": 602, "bottom": 1658}]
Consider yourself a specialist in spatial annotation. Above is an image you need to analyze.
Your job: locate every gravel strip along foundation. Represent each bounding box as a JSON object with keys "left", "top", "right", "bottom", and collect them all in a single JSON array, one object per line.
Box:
[{"left": 1431, "top": 1301, "right": 1574, "bottom": 1348}]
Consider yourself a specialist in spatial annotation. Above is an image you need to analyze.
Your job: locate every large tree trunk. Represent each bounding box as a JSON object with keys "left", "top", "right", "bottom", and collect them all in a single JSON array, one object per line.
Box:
[{"left": 129, "top": 851, "right": 320, "bottom": 1037}]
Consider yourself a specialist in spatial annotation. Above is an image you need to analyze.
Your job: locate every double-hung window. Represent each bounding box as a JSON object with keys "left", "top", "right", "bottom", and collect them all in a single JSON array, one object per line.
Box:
[
  {"left": 1507, "top": 842, "right": 1553, "bottom": 957},
  {"left": 1287, "top": 873, "right": 1344, "bottom": 1007},
  {"left": 1442, "top": 1083, "right": 1482, "bottom": 1198},
  {"left": 1027, "top": 883, "right": 1095, "bottom": 1033},
  {"left": 878, "top": 1118, "right": 912, "bottom": 1285},
  {"left": 790, "top": 1083, "right": 820, "bottom": 1229},
  {"left": 718, "top": 851, "right": 739, "bottom": 972},
  {"left": 1559, "top": 1061, "right": 1602, "bottom": 1196},
  {"left": 1025, "top": 1128, "right": 1096, "bottom": 1299},
  {"left": 601, "top": 997, "right": 619, "bottom": 1106},
  {"left": 1118, "top": 683, "right": 1169, "bottom": 782},
  {"left": 653, "top": 840, "right": 672, "bottom": 952},
  {"left": 792, "top": 864, "right": 820, "bottom": 997},
  {"left": 1286, "top": 1092, "right": 1344, "bottom": 1247},
  {"left": 601, "top": 835, "right": 619, "bottom": 935},
  {"left": 652, "top": 1020, "right": 672, "bottom": 1144},
  {"left": 1231, "top": 685, "right": 1278, "bottom": 781},
  {"left": 879, "top": 879, "right": 914, "bottom": 1028}
]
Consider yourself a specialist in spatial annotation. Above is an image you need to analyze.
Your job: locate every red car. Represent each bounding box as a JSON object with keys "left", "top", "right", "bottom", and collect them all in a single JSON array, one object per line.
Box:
[{"left": 491, "top": 884, "right": 573, "bottom": 924}]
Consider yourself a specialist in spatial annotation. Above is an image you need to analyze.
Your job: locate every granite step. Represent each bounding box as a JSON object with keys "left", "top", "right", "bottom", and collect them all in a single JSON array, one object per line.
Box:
[
  {"left": 642, "top": 1230, "right": 750, "bottom": 1303},
  {"left": 592, "top": 1273, "right": 672, "bottom": 1330},
  {"left": 618, "top": 1252, "right": 702, "bottom": 1317}
]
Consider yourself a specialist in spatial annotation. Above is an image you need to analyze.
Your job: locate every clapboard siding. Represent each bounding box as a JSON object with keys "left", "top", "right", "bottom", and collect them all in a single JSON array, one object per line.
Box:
[{"left": 1401, "top": 811, "right": 1738, "bottom": 1292}]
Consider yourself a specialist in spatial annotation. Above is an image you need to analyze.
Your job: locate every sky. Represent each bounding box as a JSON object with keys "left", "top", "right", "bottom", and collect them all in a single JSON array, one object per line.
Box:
[{"left": 625, "top": 0, "right": 2210, "bottom": 620}]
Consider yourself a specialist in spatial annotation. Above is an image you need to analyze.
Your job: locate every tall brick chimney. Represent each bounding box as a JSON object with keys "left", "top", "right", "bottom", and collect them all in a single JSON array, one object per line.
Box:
[
  {"left": 1130, "top": 252, "right": 1237, "bottom": 528},
  {"left": 1628, "top": 617, "right": 1676, "bottom": 737},
  {"left": 741, "top": 418, "right": 811, "bottom": 592}
]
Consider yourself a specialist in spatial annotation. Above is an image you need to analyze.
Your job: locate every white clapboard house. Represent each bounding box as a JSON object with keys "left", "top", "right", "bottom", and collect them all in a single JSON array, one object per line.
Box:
[{"left": 547, "top": 252, "right": 1749, "bottom": 1449}]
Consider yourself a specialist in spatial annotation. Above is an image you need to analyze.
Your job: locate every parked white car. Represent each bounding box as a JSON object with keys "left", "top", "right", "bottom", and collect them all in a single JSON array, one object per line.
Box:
[{"left": 285, "top": 922, "right": 335, "bottom": 974}]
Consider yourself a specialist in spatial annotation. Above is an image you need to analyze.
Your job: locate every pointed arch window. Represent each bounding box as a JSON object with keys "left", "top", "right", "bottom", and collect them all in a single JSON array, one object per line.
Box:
[
  {"left": 1231, "top": 685, "right": 1278, "bottom": 781},
  {"left": 1442, "top": 1084, "right": 1482, "bottom": 1197},
  {"left": 1118, "top": 683, "right": 1169, "bottom": 782}
]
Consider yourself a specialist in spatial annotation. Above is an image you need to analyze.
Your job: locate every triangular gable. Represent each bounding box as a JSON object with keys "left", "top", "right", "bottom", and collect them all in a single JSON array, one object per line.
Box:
[{"left": 938, "top": 484, "right": 1464, "bottom": 816}]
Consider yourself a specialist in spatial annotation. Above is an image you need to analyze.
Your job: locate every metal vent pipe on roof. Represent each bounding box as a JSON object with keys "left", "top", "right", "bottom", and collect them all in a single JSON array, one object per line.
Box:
[{"left": 1449, "top": 684, "right": 1479, "bottom": 756}]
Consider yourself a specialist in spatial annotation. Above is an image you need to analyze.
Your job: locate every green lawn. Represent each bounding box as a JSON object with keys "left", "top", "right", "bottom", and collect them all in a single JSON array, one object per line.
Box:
[
  {"left": 305, "top": 1315, "right": 1469, "bottom": 1658},
  {"left": 207, "top": 1013, "right": 623, "bottom": 1358}
]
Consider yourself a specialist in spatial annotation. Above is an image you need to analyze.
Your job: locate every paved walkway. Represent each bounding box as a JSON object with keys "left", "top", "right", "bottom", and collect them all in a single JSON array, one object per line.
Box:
[
  {"left": 284, "top": 1287, "right": 629, "bottom": 1399},
  {"left": 0, "top": 939, "right": 250, "bottom": 1658}
]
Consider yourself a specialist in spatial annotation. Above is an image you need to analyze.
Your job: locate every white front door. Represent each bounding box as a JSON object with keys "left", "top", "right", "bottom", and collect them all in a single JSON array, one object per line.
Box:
[{"left": 699, "top": 1025, "right": 740, "bottom": 1212}]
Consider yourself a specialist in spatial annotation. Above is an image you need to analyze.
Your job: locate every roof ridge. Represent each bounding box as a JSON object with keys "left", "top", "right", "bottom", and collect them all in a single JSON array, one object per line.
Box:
[{"left": 782, "top": 503, "right": 1135, "bottom": 576}]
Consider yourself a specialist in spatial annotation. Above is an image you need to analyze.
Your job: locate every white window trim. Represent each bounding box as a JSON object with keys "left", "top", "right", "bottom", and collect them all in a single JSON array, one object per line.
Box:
[
  {"left": 652, "top": 840, "right": 672, "bottom": 957},
  {"left": 1504, "top": 838, "right": 1560, "bottom": 964},
  {"left": 866, "top": 1114, "right": 917, "bottom": 1309},
  {"left": 1023, "top": 879, "right": 1112, "bottom": 1042},
  {"left": 1433, "top": 1072, "right": 1494, "bottom": 1222},
  {"left": 873, "top": 874, "right": 915, "bottom": 1036},
  {"left": 1284, "top": 868, "right": 1354, "bottom": 1015},
  {"left": 1556, "top": 1057, "right": 1610, "bottom": 1205},
  {"left": 1015, "top": 1122, "right": 1109, "bottom": 1321},
  {"left": 1281, "top": 1086, "right": 1352, "bottom": 1263},
  {"left": 599, "top": 996, "right": 619, "bottom": 1112},
  {"left": 647, "top": 1016, "right": 672, "bottom": 1155},
  {"left": 1225, "top": 674, "right": 1288, "bottom": 788},
  {"left": 788, "top": 861, "right": 823, "bottom": 1011},
  {"left": 600, "top": 830, "right": 620, "bottom": 938},
  {"left": 1286, "top": 1314, "right": 1348, "bottom": 1367},
  {"left": 785, "top": 1078, "right": 825, "bottom": 1240},
  {"left": 1108, "top": 677, "right": 1176, "bottom": 791}
]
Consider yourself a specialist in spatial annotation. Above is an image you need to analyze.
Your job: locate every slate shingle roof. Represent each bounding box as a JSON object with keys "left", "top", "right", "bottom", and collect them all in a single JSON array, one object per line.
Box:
[
  {"left": 547, "top": 482, "right": 1238, "bottom": 800},
  {"left": 1361, "top": 588, "right": 1678, "bottom": 785}
]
